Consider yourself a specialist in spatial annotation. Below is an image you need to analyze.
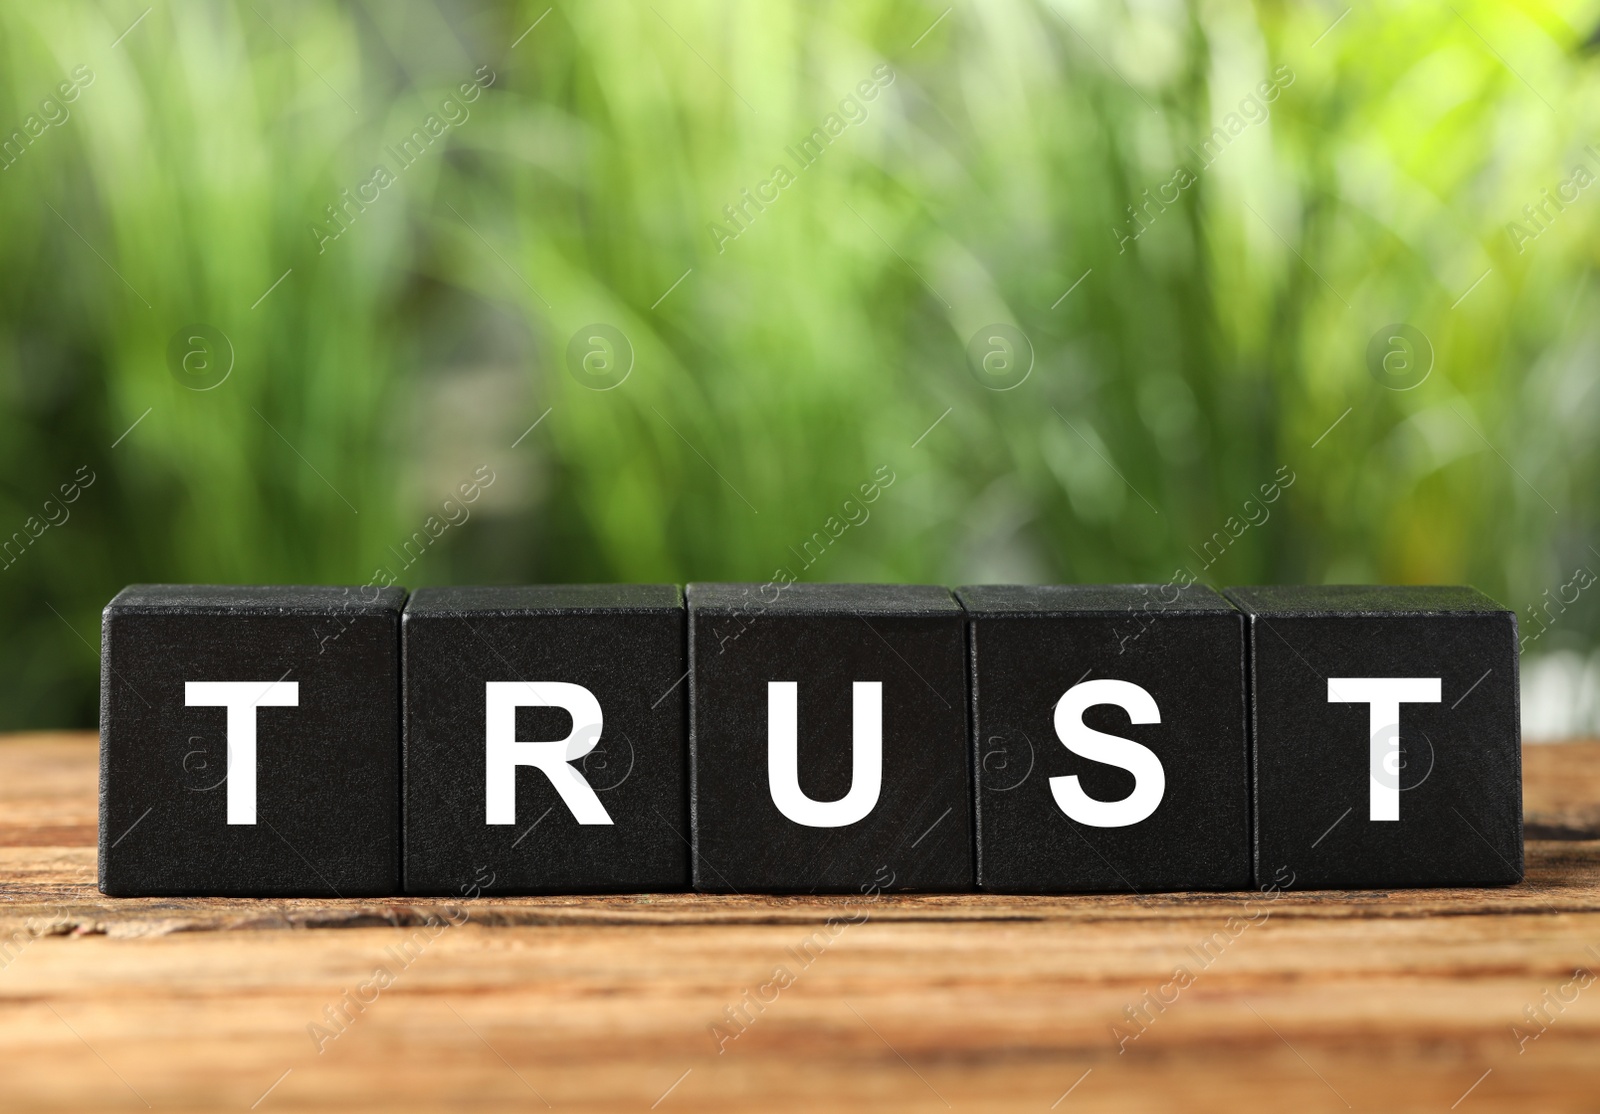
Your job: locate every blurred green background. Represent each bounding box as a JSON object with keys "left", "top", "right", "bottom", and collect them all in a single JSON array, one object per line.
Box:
[{"left": 1, "top": 0, "right": 1598, "bottom": 731}]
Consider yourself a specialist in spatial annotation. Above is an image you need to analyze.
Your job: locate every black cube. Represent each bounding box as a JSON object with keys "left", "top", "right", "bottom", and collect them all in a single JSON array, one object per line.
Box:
[
  {"left": 1225, "top": 585, "right": 1522, "bottom": 889},
  {"left": 688, "top": 582, "right": 972, "bottom": 893},
  {"left": 402, "top": 585, "right": 688, "bottom": 895},
  {"left": 958, "top": 584, "right": 1250, "bottom": 893},
  {"left": 99, "top": 584, "right": 405, "bottom": 897}
]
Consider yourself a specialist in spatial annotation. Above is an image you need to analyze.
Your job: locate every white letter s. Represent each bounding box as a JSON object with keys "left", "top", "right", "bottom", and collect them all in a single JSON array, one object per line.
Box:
[{"left": 1049, "top": 679, "right": 1165, "bottom": 827}]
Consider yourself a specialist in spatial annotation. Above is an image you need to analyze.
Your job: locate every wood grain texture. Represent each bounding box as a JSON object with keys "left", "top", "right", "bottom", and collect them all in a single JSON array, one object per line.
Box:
[{"left": 0, "top": 732, "right": 1597, "bottom": 1111}]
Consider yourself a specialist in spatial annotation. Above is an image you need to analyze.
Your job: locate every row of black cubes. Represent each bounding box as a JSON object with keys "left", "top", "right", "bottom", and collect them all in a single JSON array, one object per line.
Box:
[{"left": 98, "top": 582, "right": 1523, "bottom": 896}]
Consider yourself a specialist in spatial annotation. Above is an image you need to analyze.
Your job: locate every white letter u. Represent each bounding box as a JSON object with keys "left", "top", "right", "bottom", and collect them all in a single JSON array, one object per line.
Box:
[{"left": 767, "top": 681, "right": 882, "bottom": 827}]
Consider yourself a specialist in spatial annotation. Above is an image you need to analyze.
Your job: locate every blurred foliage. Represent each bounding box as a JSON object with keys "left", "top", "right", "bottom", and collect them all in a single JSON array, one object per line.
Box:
[{"left": 1, "top": 0, "right": 1599, "bottom": 727}]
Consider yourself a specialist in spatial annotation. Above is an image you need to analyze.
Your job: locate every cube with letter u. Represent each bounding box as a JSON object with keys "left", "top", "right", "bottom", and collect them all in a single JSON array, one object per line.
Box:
[{"left": 687, "top": 583, "right": 973, "bottom": 893}]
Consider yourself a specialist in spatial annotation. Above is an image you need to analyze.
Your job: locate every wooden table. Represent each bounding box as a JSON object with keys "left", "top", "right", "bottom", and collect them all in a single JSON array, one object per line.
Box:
[{"left": 1, "top": 732, "right": 1597, "bottom": 1112}]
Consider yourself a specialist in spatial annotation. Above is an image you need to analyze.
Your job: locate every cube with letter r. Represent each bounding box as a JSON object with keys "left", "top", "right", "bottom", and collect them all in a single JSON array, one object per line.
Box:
[{"left": 401, "top": 585, "right": 688, "bottom": 894}]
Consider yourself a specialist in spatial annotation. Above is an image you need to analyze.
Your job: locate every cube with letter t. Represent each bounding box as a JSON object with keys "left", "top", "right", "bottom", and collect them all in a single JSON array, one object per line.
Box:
[
  {"left": 401, "top": 585, "right": 688, "bottom": 894},
  {"left": 99, "top": 585, "right": 405, "bottom": 896},
  {"left": 1225, "top": 585, "right": 1522, "bottom": 889},
  {"left": 959, "top": 584, "right": 1251, "bottom": 893},
  {"left": 688, "top": 583, "right": 972, "bottom": 892}
]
